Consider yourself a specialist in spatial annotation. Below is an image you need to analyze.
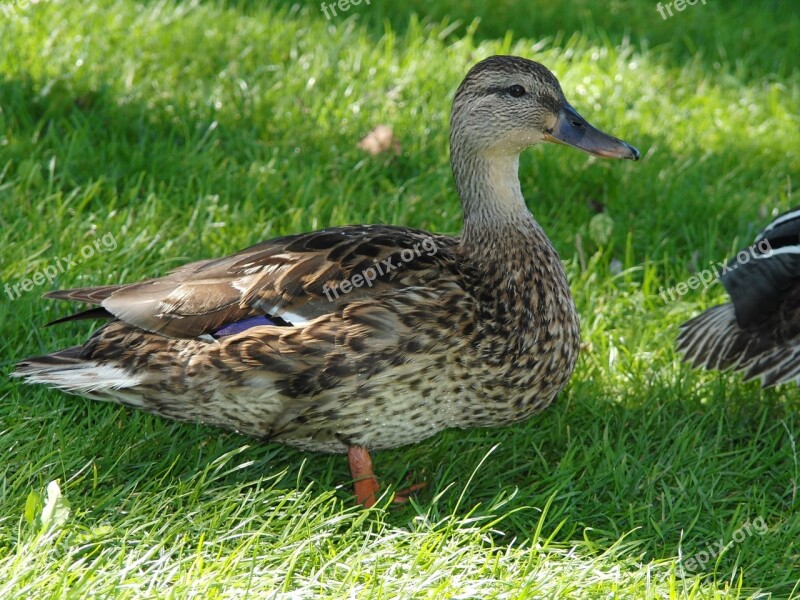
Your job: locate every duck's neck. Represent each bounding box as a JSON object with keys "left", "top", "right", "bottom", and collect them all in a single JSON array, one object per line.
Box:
[{"left": 451, "top": 143, "right": 542, "bottom": 248}]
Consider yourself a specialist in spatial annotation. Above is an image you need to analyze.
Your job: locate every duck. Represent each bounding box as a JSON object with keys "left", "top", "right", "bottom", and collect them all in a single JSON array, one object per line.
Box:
[
  {"left": 678, "top": 207, "right": 800, "bottom": 387},
  {"left": 14, "top": 55, "right": 639, "bottom": 508}
]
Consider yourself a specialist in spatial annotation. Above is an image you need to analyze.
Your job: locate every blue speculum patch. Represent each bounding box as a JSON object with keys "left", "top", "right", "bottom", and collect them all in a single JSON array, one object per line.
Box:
[{"left": 213, "top": 315, "right": 279, "bottom": 337}]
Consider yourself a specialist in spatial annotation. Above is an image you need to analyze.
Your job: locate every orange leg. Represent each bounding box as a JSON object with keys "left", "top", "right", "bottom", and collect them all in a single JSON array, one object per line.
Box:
[
  {"left": 347, "top": 446, "right": 427, "bottom": 508},
  {"left": 348, "top": 446, "right": 379, "bottom": 508}
]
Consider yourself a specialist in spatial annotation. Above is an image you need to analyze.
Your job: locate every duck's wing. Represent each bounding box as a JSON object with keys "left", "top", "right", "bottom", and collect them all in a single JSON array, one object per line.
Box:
[
  {"left": 677, "top": 207, "right": 800, "bottom": 386},
  {"left": 720, "top": 206, "right": 800, "bottom": 328},
  {"left": 44, "top": 225, "right": 460, "bottom": 339}
]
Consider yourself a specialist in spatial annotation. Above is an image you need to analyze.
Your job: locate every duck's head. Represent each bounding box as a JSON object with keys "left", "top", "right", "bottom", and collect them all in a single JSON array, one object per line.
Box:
[{"left": 451, "top": 55, "right": 639, "bottom": 161}]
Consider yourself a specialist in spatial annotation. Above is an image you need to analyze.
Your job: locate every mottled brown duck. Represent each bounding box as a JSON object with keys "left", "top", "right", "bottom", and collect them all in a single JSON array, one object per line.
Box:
[
  {"left": 678, "top": 207, "right": 800, "bottom": 387},
  {"left": 14, "top": 56, "right": 639, "bottom": 507}
]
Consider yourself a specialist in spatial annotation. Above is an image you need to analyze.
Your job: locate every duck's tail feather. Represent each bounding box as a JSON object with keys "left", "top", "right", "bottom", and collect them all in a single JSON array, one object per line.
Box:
[
  {"left": 12, "top": 347, "right": 142, "bottom": 396},
  {"left": 677, "top": 303, "right": 800, "bottom": 387},
  {"left": 45, "top": 307, "right": 114, "bottom": 327}
]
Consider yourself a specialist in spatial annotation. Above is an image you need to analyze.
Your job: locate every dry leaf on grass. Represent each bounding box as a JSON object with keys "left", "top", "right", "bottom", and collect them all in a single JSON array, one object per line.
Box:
[{"left": 357, "top": 124, "right": 401, "bottom": 156}]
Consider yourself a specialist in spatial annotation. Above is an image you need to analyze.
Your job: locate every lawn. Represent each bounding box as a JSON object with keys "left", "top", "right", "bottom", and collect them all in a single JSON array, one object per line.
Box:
[{"left": 1, "top": 0, "right": 799, "bottom": 597}]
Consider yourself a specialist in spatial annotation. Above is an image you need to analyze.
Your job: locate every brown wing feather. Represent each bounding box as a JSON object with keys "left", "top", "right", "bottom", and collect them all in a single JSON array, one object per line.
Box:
[{"left": 44, "top": 225, "right": 459, "bottom": 339}]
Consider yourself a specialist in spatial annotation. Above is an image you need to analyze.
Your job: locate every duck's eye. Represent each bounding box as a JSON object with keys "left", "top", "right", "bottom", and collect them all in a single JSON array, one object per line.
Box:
[{"left": 507, "top": 85, "right": 526, "bottom": 98}]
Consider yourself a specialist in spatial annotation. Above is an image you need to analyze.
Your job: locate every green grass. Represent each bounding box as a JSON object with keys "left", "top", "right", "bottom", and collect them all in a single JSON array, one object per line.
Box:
[{"left": 1, "top": 0, "right": 800, "bottom": 597}]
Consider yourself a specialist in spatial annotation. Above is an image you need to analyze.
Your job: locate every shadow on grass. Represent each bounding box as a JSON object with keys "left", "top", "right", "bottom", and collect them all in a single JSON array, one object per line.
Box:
[
  {"left": 216, "top": 0, "right": 799, "bottom": 78},
  {"left": 0, "top": 70, "right": 447, "bottom": 235}
]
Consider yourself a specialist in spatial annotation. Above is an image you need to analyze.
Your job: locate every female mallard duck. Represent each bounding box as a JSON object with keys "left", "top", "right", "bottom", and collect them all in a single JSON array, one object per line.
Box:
[
  {"left": 678, "top": 207, "right": 800, "bottom": 387},
  {"left": 14, "top": 56, "right": 639, "bottom": 507}
]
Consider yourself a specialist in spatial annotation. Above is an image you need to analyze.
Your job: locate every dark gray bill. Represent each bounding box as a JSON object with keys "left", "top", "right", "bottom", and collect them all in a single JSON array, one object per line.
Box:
[{"left": 544, "top": 103, "right": 639, "bottom": 161}]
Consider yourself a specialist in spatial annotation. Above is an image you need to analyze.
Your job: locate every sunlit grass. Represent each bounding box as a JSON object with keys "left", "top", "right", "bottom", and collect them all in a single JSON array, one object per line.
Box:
[{"left": 1, "top": 1, "right": 799, "bottom": 598}]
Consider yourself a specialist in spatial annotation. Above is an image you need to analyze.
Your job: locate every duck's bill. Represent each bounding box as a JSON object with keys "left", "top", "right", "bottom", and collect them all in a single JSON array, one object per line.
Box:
[{"left": 544, "top": 104, "right": 640, "bottom": 161}]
